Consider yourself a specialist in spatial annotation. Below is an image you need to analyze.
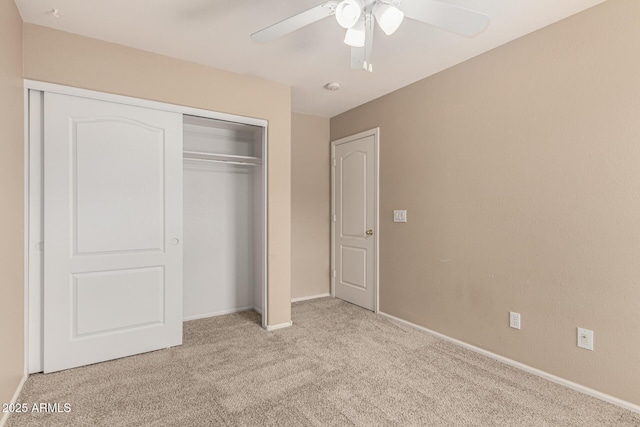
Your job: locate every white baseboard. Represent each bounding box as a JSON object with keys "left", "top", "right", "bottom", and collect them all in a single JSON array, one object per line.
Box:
[
  {"left": 378, "top": 311, "right": 640, "bottom": 415},
  {"left": 253, "top": 306, "right": 263, "bottom": 315},
  {"left": 0, "top": 375, "right": 28, "bottom": 427},
  {"left": 265, "top": 321, "right": 293, "bottom": 331},
  {"left": 183, "top": 306, "right": 255, "bottom": 321},
  {"left": 291, "top": 293, "right": 331, "bottom": 303}
]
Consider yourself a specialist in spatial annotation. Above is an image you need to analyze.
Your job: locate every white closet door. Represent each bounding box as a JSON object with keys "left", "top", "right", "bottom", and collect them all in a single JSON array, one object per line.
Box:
[{"left": 43, "top": 93, "right": 183, "bottom": 373}]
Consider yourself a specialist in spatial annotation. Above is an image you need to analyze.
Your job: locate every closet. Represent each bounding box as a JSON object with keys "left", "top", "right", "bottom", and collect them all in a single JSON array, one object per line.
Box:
[
  {"left": 182, "top": 115, "right": 265, "bottom": 320},
  {"left": 26, "top": 84, "right": 268, "bottom": 374}
]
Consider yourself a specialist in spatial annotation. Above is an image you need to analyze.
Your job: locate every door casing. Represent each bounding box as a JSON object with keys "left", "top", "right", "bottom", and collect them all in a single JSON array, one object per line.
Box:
[{"left": 331, "top": 128, "right": 380, "bottom": 312}]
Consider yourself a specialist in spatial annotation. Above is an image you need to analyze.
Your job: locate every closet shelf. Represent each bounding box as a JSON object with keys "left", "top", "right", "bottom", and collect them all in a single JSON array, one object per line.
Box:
[{"left": 183, "top": 151, "right": 262, "bottom": 165}]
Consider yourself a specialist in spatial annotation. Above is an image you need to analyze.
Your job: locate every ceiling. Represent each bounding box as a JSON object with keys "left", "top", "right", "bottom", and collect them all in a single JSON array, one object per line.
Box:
[{"left": 14, "top": 0, "right": 606, "bottom": 117}]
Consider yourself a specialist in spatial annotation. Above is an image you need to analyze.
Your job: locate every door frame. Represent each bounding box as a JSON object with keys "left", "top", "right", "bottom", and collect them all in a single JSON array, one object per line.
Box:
[
  {"left": 23, "top": 80, "right": 270, "bottom": 374},
  {"left": 330, "top": 128, "right": 380, "bottom": 313}
]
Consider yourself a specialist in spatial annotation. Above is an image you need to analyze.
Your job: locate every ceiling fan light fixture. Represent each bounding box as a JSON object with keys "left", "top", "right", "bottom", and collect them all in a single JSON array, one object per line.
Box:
[
  {"left": 344, "top": 19, "right": 365, "bottom": 47},
  {"left": 373, "top": 3, "right": 404, "bottom": 35},
  {"left": 335, "top": 0, "right": 363, "bottom": 29}
]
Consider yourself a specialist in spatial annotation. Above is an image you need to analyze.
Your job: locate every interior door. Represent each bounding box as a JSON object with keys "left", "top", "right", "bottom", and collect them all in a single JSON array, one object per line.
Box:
[
  {"left": 43, "top": 92, "right": 183, "bottom": 373},
  {"left": 333, "top": 132, "right": 377, "bottom": 311}
]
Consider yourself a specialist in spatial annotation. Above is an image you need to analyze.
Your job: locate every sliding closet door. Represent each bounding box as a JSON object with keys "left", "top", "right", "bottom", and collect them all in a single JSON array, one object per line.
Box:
[{"left": 43, "top": 93, "right": 183, "bottom": 373}]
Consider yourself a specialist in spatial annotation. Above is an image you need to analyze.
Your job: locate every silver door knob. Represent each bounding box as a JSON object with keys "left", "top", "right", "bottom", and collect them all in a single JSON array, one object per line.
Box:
[
  {"left": 366, "top": 229, "right": 374, "bottom": 236},
  {"left": 171, "top": 238, "right": 180, "bottom": 245}
]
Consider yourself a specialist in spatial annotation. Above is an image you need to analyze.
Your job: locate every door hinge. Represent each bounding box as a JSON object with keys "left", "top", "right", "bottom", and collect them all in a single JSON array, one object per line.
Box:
[
  {"left": 332, "top": 270, "right": 336, "bottom": 278},
  {"left": 332, "top": 214, "right": 336, "bottom": 222},
  {"left": 332, "top": 158, "right": 336, "bottom": 167}
]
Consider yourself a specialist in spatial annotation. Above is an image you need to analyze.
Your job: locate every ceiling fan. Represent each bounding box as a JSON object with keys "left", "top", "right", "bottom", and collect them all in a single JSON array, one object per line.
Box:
[{"left": 251, "top": 0, "right": 490, "bottom": 73}]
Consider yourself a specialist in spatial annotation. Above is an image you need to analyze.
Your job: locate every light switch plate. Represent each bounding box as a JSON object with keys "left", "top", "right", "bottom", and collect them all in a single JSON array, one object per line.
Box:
[{"left": 393, "top": 210, "right": 407, "bottom": 223}]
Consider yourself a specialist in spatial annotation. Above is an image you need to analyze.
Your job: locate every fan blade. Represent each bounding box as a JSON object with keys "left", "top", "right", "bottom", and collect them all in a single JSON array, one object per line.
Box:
[
  {"left": 351, "top": 46, "right": 365, "bottom": 69},
  {"left": 401, "top": 0, "right": 490, "bottom": 37},
  {"left": 251, "top": 1, "right": 338, "bottom": 43}
]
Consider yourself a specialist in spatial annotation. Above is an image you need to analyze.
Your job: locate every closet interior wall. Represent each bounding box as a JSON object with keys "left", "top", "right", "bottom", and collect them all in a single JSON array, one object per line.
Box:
[{"left": 182, "top": 115, "right": 265, "bottom": 322}]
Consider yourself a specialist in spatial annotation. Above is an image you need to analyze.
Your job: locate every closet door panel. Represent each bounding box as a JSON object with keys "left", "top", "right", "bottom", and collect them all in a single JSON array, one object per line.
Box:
[
  {"left": 43, "top": 93, "right": 183, "bottom": 373},
  {"left": 74, "top": 118, "right": 165, "bottom": 254}
]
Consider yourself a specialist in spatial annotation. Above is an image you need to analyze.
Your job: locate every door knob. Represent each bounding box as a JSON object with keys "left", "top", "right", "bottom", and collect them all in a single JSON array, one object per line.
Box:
[{"left": 366, "top": 229, "right": 374, "bottom": 236}]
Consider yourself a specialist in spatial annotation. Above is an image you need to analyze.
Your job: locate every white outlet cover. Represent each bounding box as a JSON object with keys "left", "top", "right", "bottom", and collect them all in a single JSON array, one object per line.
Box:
[
  {"left": 509, "top": 311, "right": 521, "bottom": 330},
  {"left": 393, "top": 210, "right": 407, "bottom": 223},
  {"left": 577, "top": 327, "right": 594, "bottom": 351}
]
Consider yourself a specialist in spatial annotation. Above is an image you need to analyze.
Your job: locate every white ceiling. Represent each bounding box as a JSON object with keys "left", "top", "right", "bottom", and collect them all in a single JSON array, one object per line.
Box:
[{"left": 14, "top": 0, "right": 606, "bottom": 117}]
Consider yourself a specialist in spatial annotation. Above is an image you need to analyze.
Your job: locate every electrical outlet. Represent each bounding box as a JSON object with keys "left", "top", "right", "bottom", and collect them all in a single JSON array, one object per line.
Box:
[
  {"left": 577, "top": 328, "right": 594, "bottom": 351},
  {"left": 509, "top": 311, "right": 521, "bottom": 330},
  {"left": 393, "top": 210, "right": 407, "bottom": 223}
]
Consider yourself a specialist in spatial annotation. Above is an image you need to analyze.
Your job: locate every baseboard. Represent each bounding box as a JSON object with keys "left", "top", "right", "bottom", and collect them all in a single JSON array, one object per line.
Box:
[
  {"left": 291, "top": 293, "right": 331, "bottom": 303},
  {"left": 253, "top": 306, "right": 263, "bottom": 315},
  {"left": 183, "top": 306, "right": 255, "bottom": 321},
  {"left": 0, "top": 375, "right": 28, "bottom": 427},
  {"left": 378, "top": 311, "right": 640, "bottom": 415},
  {"left": 265, "top": 321, "right": 293, "bottom": 331}
]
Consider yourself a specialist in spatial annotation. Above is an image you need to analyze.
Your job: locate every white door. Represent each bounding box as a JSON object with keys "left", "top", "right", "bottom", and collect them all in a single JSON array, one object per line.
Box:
[
  {"left": 332, "top": 130, "right": 378, "bottom": 311},
  {"left": 43, "top": 93, "right": 183, "bottom": 373}
]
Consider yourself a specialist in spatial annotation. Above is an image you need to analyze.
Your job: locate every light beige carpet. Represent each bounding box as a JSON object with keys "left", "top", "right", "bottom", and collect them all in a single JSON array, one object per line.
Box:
[{"left": 7, "top": 298, "right": 640, "bottom": 426}]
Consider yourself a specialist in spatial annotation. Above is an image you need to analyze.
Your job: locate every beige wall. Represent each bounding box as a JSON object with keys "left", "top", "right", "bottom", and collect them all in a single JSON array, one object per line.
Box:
[
  {"left": 0, "top": 0, "right": 24, "bottom": 407},
  {"left": 23, "top": 24, "right": 292, "bottom": 326},
  {"left": 291, "top": 113, "right": 330, "bottom": 299},
  {"left": 331, "top": 0, "right": 640, "bottom": 405}
]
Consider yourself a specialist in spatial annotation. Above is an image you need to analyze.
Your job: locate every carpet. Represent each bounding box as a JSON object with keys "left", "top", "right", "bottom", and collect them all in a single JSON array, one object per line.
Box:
[{"left": 6, "top": 297, "right": 640, "bottom": 426}]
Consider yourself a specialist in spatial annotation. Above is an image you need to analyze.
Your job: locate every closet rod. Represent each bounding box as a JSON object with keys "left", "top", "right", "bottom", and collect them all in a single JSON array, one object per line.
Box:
[{"left": 184, "top": 157, "right": 258, "bottom": 166}]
